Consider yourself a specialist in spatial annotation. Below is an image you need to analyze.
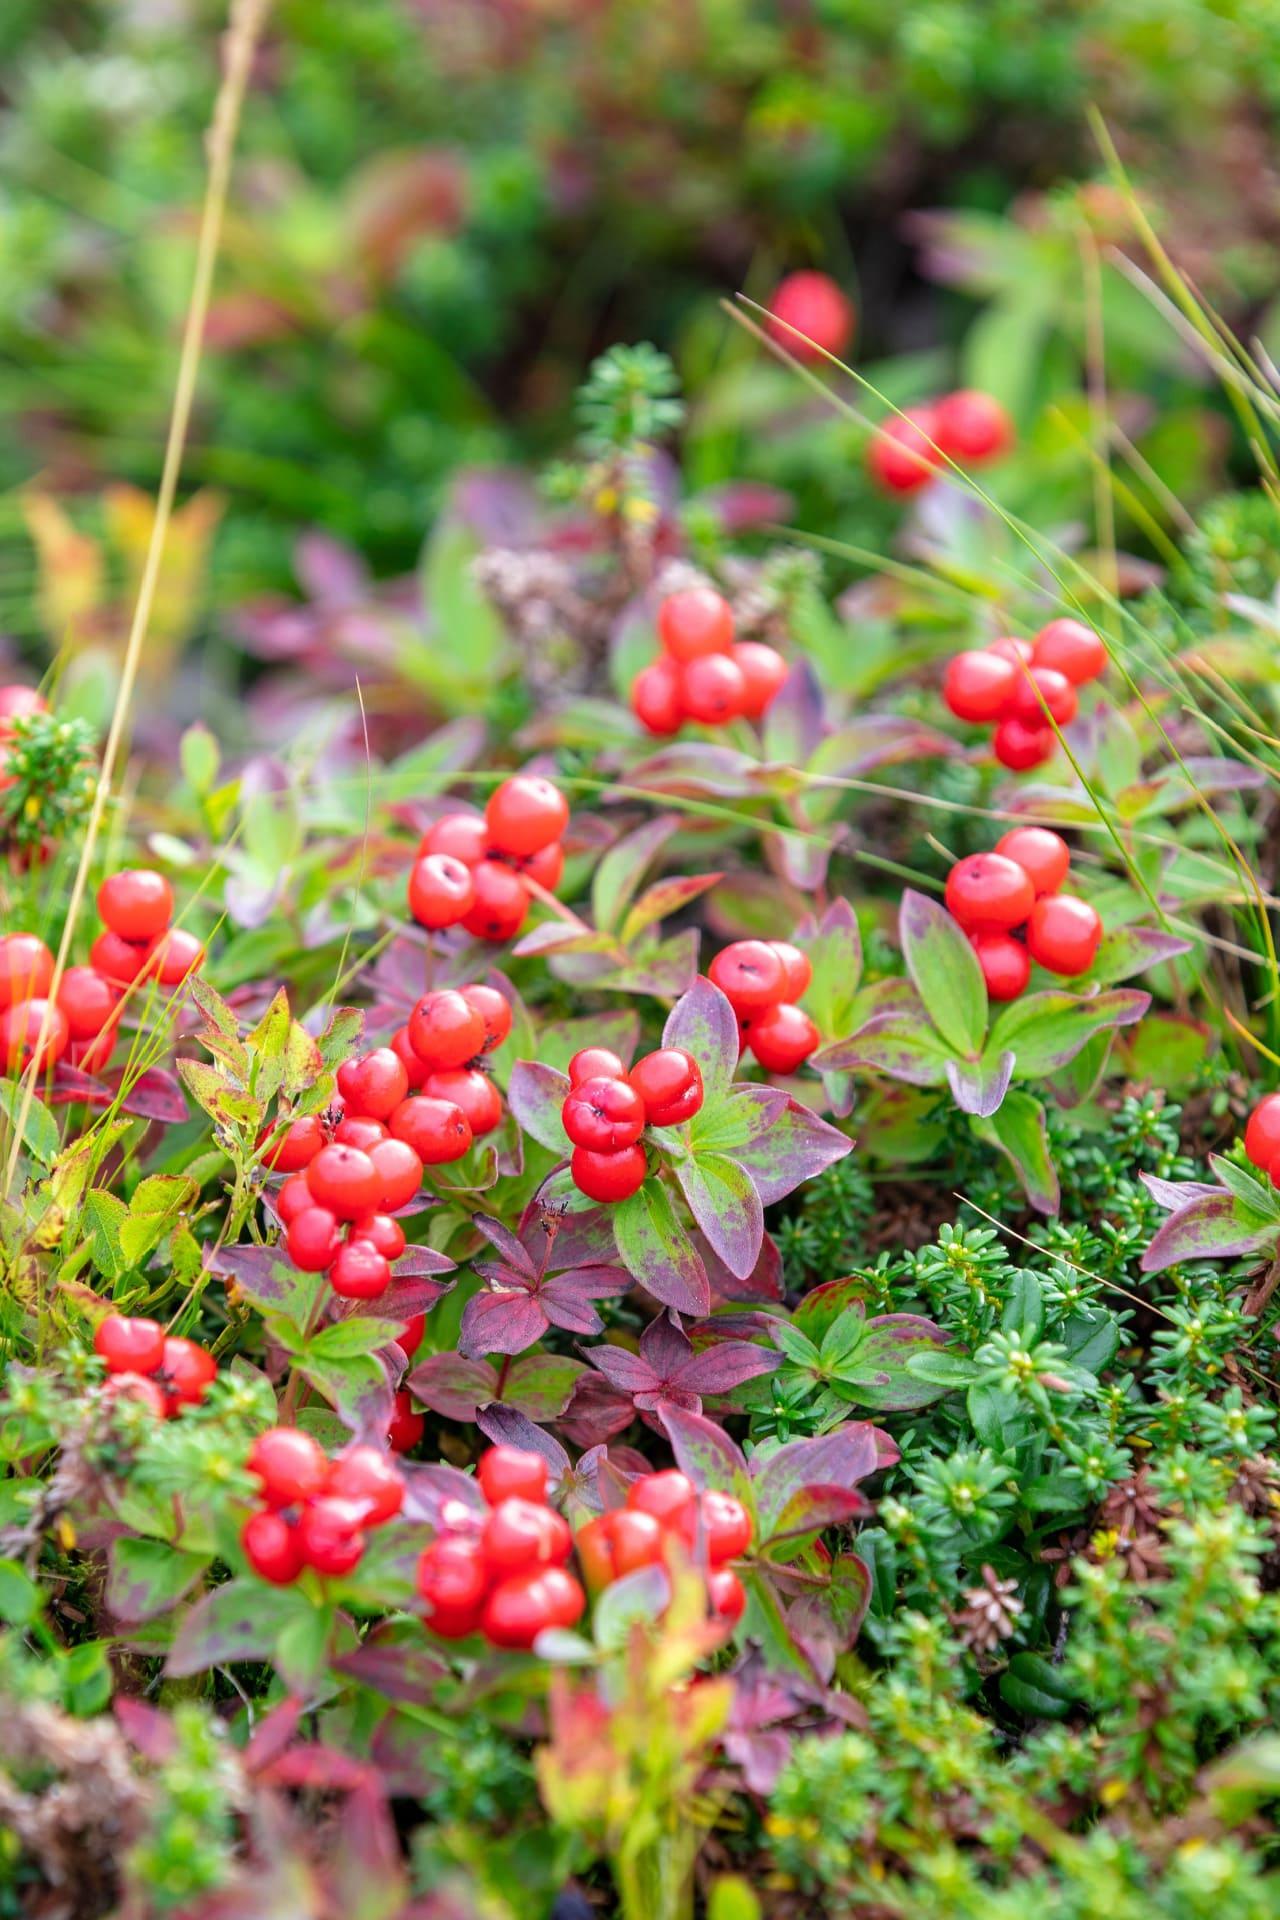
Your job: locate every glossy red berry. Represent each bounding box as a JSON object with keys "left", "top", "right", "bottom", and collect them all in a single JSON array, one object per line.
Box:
[
  {"left": 259, "top": 1113, "right": 327, "bottom": 1172},
  {"left": 337, "top": 1048, "right": 410, "bottom": 1121},
  {"left": 0, "top": 933, "right": 54, "bottom": 1008},
  {"left": 942, "top": 649, "right": 1018, "bottom": 723},
  {"left": 160, "top": 1336, "right": 216, "bottom": 1410},
  {"left": 148, "top": 927, "right": 205, "bottom": 988},
  {"left": 1011, "top": 665, "right": 1077, "bottom": 728},
  {"left": 945, "top": 853, "right": 1036, "bottom": 934},
  {"left": 67, "top": 1030, "right": 115, "bottom": 1075},
  {"left": 276, "top": 1172, "right": 314, "bottom": 1226},
  {"left": 88, "top": 930, "right": 151, "bottom": 987},
  {"left": 693, "top": 1490, "right": 753, "bottom": 1565},
  {"left": 521, "top": 839, "right": 565, "bottom": 891},
  {"left": 462, "top": 860, "right": 529, "bottom": 942},
  {"left": 867, "top": 406, "right": 940, "bottom": 494},
  {"left": 460, "top": 983, "right": 513, "bottom": 1053},
  {"left": 329, "top": 1238, "right": 391, "bottom": 1299},
  {"left": 767, "top": 270, "right": 854, "bottom": 362},
  {"left": 1031, "top": 617, "right": 1106, "bottom": 685},
  {"left": 95, "top": 1313, "right": 165, "bottom": 1376},
  {"left": 350, "top": 1211, "right": 406, "bottom": 1261},
  {"left": 631, "top": 657, "right": 684, "bottom": 735},
  {"left": 993, "top": 827, "right": 1069, "bottom": 897},
  {"left": 932, "top": 389, "right": 1013, "bottom": 464},
  {"left": 286, "top": 1205, "right": 342, "bottom": 1272},
  {"left": 678, "top": 652, "right": 745, "bottom": 725},
  {"left": 992, "top": 716, "right": 1055, "bottom": 771},
  {"left": 628, "top": 1468, "right": 698, "bottom": 1528},
  {"left": 658, "top": 587, "right": 733, "bottom": 662},
  {"left": 1026, "top": 894, "right": 1102, "bottom": 976},
  {"left": 242, "top": 1510, "right": 304, "bottom": 1585},
  {"left": 1245, "top": 1095, "right": 1280, "bottom": 1171},
  {"left": 481, "top": 1567, "right": 585, "bottom": 1648},
  {"left": 707, "top": 1566, "right": 747, "bottom": 1625},
  {"left": 389, "top": 1095, "right": 473, "bottom": 1164},
  {"left": 1, "top": 999, "right": 68, "bottom": 1073},
  {"left": 628, "top": 1047, "right": 703, "bottom": 1126},
  {"left": 390, "top": 1025, "right": 428, "bottom": 1090},
  {"left": 408, "top": 852, "right": 475, "bottom": 930},
  {"left": 388, "top": 1388, "right": 424, "bottom": 1454},
  {"left": 562, "top": 1074, "right": 646, "bottom": 1152},
  {"left": 327, "top": 1445, "right": 404, "bottom": 1524},
  {"left": 710, "top": 940, "right": 788, "bottom": 1014},
  {"left": 369, "top": 1135, "right": 425, "bottom": 1210},
  {"left": 988, "top": 637, "right": 1034, "bottom": 666},
  {"left": 97, "top": 869, "right": 173, "bottom": 943},
  {"left": 734, "top": 642, "right": 789, "bottom": 720},
  {"left": 296, "top": 1496, "right": 366, "bottom": 1576},
  {"left": 747, "top": 1002, "right": 819, "bottom": 1073},
  {"left": 769, "top": 941, "right": 813, "bottom": 1002},
  {"left": 482, "top": 1497, "right": 572, "bottom": 1576},
  {"left": 408, "top": 990, "right": 486, "bottom": 1072},
  {"left": 395, "top": 1312, "right": 426, "bottom": 1358},
  {"left": 306, "top": 1143, "right": 383, "bottom": 1219},
  {"left": 248, "top": 1426, "right": 329, "bottom": 1508},
  {"left": 424, "top": 1068, "right": 503, "bottom": 1137},
  {"left": 417, "top": 1534, "right": 489, "bottom": 1637},
  {"left": 568, "top": 1046, "right": 625, "bottom": 1086},
  {"left": 969, "top": 931, "right": 1030, "bottom": 1002},
  {"left": 570, "top": 1143, "right": 648, "bottom": 1204},
  {"left": 478, "top": 1446, "right": 549, "bottom": 1506},
  {"left": 56, "top": 965, "right": 118, "bottom": 1038},
  {"left": 485, "top": 775, "right": 569, "bottom": 859},
  {"left": 333, "top": 1116, "right": 389, "bottom": 1154}
]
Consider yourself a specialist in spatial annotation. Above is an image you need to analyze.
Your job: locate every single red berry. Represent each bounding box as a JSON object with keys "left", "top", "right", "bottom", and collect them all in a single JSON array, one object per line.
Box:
[
  {"left": 297, "top": 1496, "right": 367, "bottom": 1576},
  {"left": 992, "top": 716, "right": 1055, "bottom": 771},
  {"left": 570, "top": 1143, "right": 648, "bottom": 1204},
  {"left": 417, "top": 1534, "right": 489, "bottom": 1638},
  {"left": 338, "top": 1048, "right": 410, "bottom": 1120},
  {"left": 242, "top": 1510, "right": 304, "bottom": 1585},
  {"left": 932, "top": 389, "right": 1013, "bottom": 464},
  {"left": 286, "top": 1205, "right": 342, "bottom": 1272},
  {"left": 481, "top": 1567, "right": 585, "bottom": 1648},
  {"left": 462, "top": 861, "right": 529, "bottom": 942},
  {"left": 148, "top": 927, "right": 205, "bottom": 988},
  {"left": 94, "top": 1313, "right": 165, "bottom": 1376},
  {"left": 1245, "top": 1095, "right": 1280, "bottom": 1170},
  {"left": 306, "top": 1143, "right": 383, "bottom": 1219},
  {"left": 568, "top": 1046, "right": 625, "bottom": 1086},
  {"left": 0, "top": 933, "right": 54, "bottom": 1008},
  {"left": 326, "top": 1445, "right": 404, "bottom": 1525},
  {"left": 0, "top": 685, "right": 46, "bottom": 725},
  {"left": 388, "top": 1388, "right": 424, "bottom": 1454},
  {"left": 628, "top": 1469, "right": 698, "bottom": 1528},
  {"left": 609, "top": 1508, "right": 667, "bottom": 1575},
  {"left": 628, "top": 1047, "right": 704, "bottom": 1126},
  {"left": 748, "top": 1002, "right": 819, "bottom": 1073},
  {"left": 1026, "top": 894, "right": 1102, "bottom": 976},
  {"left": 574, "top": 1513, "right": 617, "bottom": 1594},
  {"left": 1, "top": 999, "right": 68, "bottom": 1073},
  {"left": 248, "top": 1426, "right": 329, "bottom": 1508},
  {"left": 1011, "top": 664, "right": 1077, "bottom": 727},
  {"left": 350, "top": 1211, "right": 406, "bottom": 1261},
  {"left": 56, "top": 965, "right": 118, "bottom": 1038},
  {"left": 945, "top": 853, "right": 1035, "bottom": 934},
  {"left": 67, "top": 1030, "right": 115, "bottom": 1075},
  {"left": 160, "top": 1336, "right": 216, "bottom": 1410},
  {"left": 707, "top": 1566, "right": 746, "bottom": 1625},
  {"left": 395, "top": 1312, "right": 426, "bottom": 1358},
  {"left": 631, "top": 657, "right": 684, "bottom": 735},
  {"left": 408, "top": 852, "right": 475, "bottom": 930},
  {"left": 867, "top": 406, "right": 940, "bottom": 494},
  {"left": 678, "top": 652, "right": 746, "bottom": 725},
  {"left": 562, "top": 1074, "right": 646, "bottom": 1152},
  {"left": 710, "top": 940, "right": 788, "bottom": 1014},
  {"left": 942, "top": 649, "right": 1018, "bottom": 723},
  {"left": 408, "top": 989, "right": 486, "bottom": 1072},
  {"left": 333, "top": 1116, "right": 389, "bottom": 1154},
  {"left": 260, "top": 1113, "right": 327, "bottom": 1172},
  {"left": 389, "top": 1095, "right": 473, "bottom": 1164},
  {"left": 90, "top": 929, "right": 152, "bottom": 987},
  {"left": 460, "top": 983, "right": 513, "bottom": 1053},
  {"left": 482, "top": 1497, "right": 572, "bottom": 1576},
  {"left": 424, "top": 1067, "right": 503, "bottom": 1137},
  {"left": 969, "top": 931, "right": 1030, "bottom": 1002},
  {"left": 420, "top": 812, "right": 489, "bottom": 866},
  {"left": 97, "top": 869, "right": 174, "bottom": 943},
  {"left": 330, "top": 1238, "right": 391, "bottom": 1299},
  {"left": 478, "top": 1446, "right": 549, "bottom": 1506},
  {"left": 275, "top": 1172, "right": 314, "bottom": 1226},
  {"left": 994, "top": 826, "right": 1070, "bottom": 897},
  {"left": 105, "top": 1373, "right": 169, "bottom": 1418},
  {"left": 521, "top": 839, "right": 564, "bottom": 890},
  {"left": 770, "top": 941, "right": 813, "bottom": 1002},
  {"left": 485, "top": 775, "right": 569, "bottom": 858},
  {"left": 390, "top": 1025, "right": 428, "bottom": 1091},
  {"left": 988, "top": 637, "right": 1034, "bottom": 666},
  {"left": 1031, "top": 617, "right": 1106, "bottom": 685},
  {"left": 658, "top": 587, "right": 734, "bottom": 662},
  {"left": 767, "top": 270, "right": 854, "bottom": 362},
  {"left": 690, "top": 1489, "right": 753, "bottom": 1565},
  {"left": 734, "top": 642, "right": 789, "bottom": 721},
  {"left": 369, "top": 1135, "right": 425, "bottom": 1210}
]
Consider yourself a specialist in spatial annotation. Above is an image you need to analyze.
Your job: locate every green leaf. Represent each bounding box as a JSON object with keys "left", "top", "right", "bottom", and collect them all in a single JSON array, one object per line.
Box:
[
  {"left": 972, "top": 1091, "right": 1060, "bottom": 1215},
  {"left": 0, "top": 1557, "right": 42, "bottom": 1625},
  {"left": 275, "top": 1603, "right": 334, "bottom": 1692},
  {"left": 612, "top": 1179, "right": 710, "bottom": 1317},
  {"left": 85, "top": 1190, "right": 128, "bottom": 1279},
  {"left": 1210, "top": 1154, "right": 1280, "bottom": 1222},
  {"left": 180, "top": 722, "right": 220, "bottom": 796},
  {"left": 999, "top": 1651, "right": 1078, "bottom": 1720},
  {"left": 676, "top": 1151, "right": 762, "bottom": 1281},
  {"left": 107, "top": 1538, "right": 210, "bottom": 1624},
  {"left": 800, "top": 898, "right": 863, "bottom": 1038},
  {"left": 0, "top": 1082, "right": 59, "bottom": 1166},
  {"left": 898, "top": 888, "right": 987, "bottom": 1057},
  {"left": 304, "top": 1317, "right": 404, "bottom": 1362},
  {"left": 903, "top": 1351, "right": 982, "bottom": 1389},
  {"left": 167, "top": 1578, "right": 313, "bottom": 1676},
  {"left": 986, "top": 989, "right": 1149, "bottom": 1080},
  {"left": 1001, "top": 1271, "right": 1045, "bottom": 1346}
]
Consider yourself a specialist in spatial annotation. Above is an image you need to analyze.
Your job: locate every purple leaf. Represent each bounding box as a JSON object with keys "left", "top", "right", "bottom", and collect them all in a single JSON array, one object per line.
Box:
[
  {"left": 788, "top": 1552, "right": 872, "bottom": 1665},
  {"left": 677, "top": 1340, "right": 778, "bottom": 1397},
  {"left": 167, "top": 1579, "right": 307, "bottom": 1677},
  {"left": 507, "top": 1060, "right": 571, "bottom": 1153},
  {"left": 503, "top": 1354, "right": 585, "bottom": 1421},
  {"left": 390, "top": 1246, "right": 455, "bottom": 1277},
  {"left": 1141, "top": 1194, "right": 1279, "bottom": 1274},
  {"left": 766, "top": 1483, "right": 873, "bottom": 1544},
  {"left": 1087, "top": 926, "right": 1194, "bottom": 987},
  {"left": 663, "top": 976, "right": 740, "bottom": 1103},
  {"left": 116, "top": 1068, "right": 189, "bottom": 1124},
  {"left": 946, "top": 1050, "right": 1014, "bottom": 1117},
  {"left": 591, "top": 813, "right": 681, "bottom": 934},
  {"left": 406, "top": 1353, "right": 495, "bottom": 1422},
  {"left": 814, "top": 1006, "right": 953, "bottom": 1085},
  {"left": 1140, "top": 1173, "right": 1225, "bottom": 1211},
  {"left": 657, "top": 1405, "right": 752, "bottom": 1501},
  {"left": 627, "top": 743, "right": 757, "bottom": 798},
  {"left": 696, "top": 1226, "right": 784, "bottom": 1304},
  {"left": 472, "top": 1215, "right": 538, "bottom": 1275},
  {"left": 557, "top": 1373, "right": 637, "bottom": 1447},
  {"left": 676, "top": 1152, "right": 763, "bottom": 1280},
  {"left": 752, "top": 1424, "right": 885, "bottom": 1541},
  {"left": 332, "top": 1635, "right": 452, "bottom": 1705},
  {"left": 588, "top": 1343, "right": 664, "bottom": 1395},
  {"left": 399, "top": 1462, "right": 487, "bottom": 1530},
  {"left": 987, "top": 988, "right": 1150, "bottom": 1078},
  {"left": 808, "top": 715, "right": 959, "bottom": 778},
  {"left": 474, "top": 1406, "right": 570, "bottom": 1479},
  {"left": 761, "top": 660, "right": 825, "bottom": 766},
  {"left": 458, "top": 1288, "right": 550, "bottom": 1358},
  {"left": 730, "top": 1098, "right": 852, "bottom": 1206}
]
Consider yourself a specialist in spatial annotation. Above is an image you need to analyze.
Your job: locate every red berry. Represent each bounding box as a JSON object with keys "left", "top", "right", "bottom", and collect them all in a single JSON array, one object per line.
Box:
[
  {"left": 461, "top": 861, "right": 529, "bottom": 942},
  {"left": 248, "top": 1426, "right": 329, "bottom": 1508},
  {"left": 734, "top": 642, "right": 789, "bottom": 720},
  {"left": 0, "top": 685, "right": 46, "bottom": 725},
  {"left": 333, "top": 1116, "right": 389, "bottom": 1155},
  {"left": 408, "top": 990, "right": 486, "bottom": 1072},
  {"left": 609, "top": 1508, "right": 667, "bottom": 1575},
  {"left": 89, "top": 929, "right": 152, "bottom": 987},
  {"left": 390, "top": 1025, "right": 428, "bottom": 1091},
  {"left": 678, "top": 652, "right": 745, "bottom": 725},
  {"left": 485, "top": 775, "right": 569, "bottom": 859},
  {"left": 459, "top": 984, "right": 513, "bottom": 1053},
  {"left": 242, "top": 1510, "right": 304, "bottom": 1585},
  {"left": 350, "top": 1211, "right": 406, "bottom": 1261},
  {"left": 56, "top": 966, "right": 118, "bottom": 1038},
  {"left": 969, "top": 931, "right": 1030, "bottom": 1002},
  {"left": 94, "top": 1313, "right": 165, "bottom": 1376},
  {"left": 149, "top": 927, "right": 205, "bottom": 987},
  {"left": 296, "top": 1496, "right": 366, "bottom": 1576},
  {"left": 747, "top": 1002, "right": 819, "bottom": 1073},
  {"left": 481, "top": 1567, "right": 585, "bottom": 1648},
  {"left": 276, "top": 1172, "right": 314, "bottom": 1226},
  {"left": 337, "top": 1048, "right": 409, "bottom": 1121},
  {"left": 389, "top": 1095, "right": 473, "bottom": 1165},
  {"left": 259, "top": 1113, "right": 327, "bottom": 1172},
  {"left": 1026, "top": 894, "right": 1102, "bottom": 976},
  {"left": 945, "top": 853, "right": 1036, "bottom": 934},
  {"left": 867, "top": 406, "right": 940, "bottom": 494},
  {"left": 628, "top": 1047, "right": 704, "bottom": 1126},
  {"left": 932, "top": 389, "right": 1013, "bottom": 464},
  {"left": 574, "top": 1513, "right": 617, "bottom": 1594},
  {"left": 408, "top": 852, "right": 475, "bottom": 930},
  {"left": 1245, "top": 1095, "right": 1280, "bottom": 1171},
  {"left": 1011, "top": 665, "right": 1077, "bottom": 727},
  {"left": 482, "top": 1497, "right": 572, "bottom": 1576},
  {"left": 522, "top": 839, "right": 565, "bottom": 891},
  {"left": 160, "top": 1336, "right": 216, "bottom": 1410},
  {"left": 326, "top": 1445, "right": 404, "bottom": 1524},
  {"left": 568, "top": 1046, "right": 625, "bottom": 1086},
  {"left": 658, "top": 588, "right": 734, "bottom": 663},
  {"left": 417, "top": 1534, "right": 488, "bottom": 1638},
  {"left": 395, "top": 1313, "right": 426, "bottom": 1358},
  {"left": 988, "top": 637, "right": 1034, "bottom": 666},
  {"left": 942, "top": 649, "right": 1018, "bottom": 723},
  {"left": 478, "top": 1446, "right": 549, "bottom": 1506},
  {"left": 424, "top": 1068, "right": 503, "bottom": 1137},
  {"left": 1, "top": 999, "right": 68, "bottom": 1073},
  {"left": 421, "top": 812, "right": 489, "bottom": 866},
  {"left": 388, "top": 1388, "right": 424, "bottom": 1454},
  {"left": 306, "top": 1143, "right": 383, "bottom": 1219},
  {"left": 710, "top": 940, "right": 788, "bottom": 1014},
  {"left": 369, "top": 1135, "right": 425, "bottom": 1210},
  {"left": 570, "top": 1143, "right": 648, "bottom": 1204},
  {"left": 97, "top": 869, "right": 174, "bottom": 943},
  {"left": 330, "top": 1238, "right": 391, "bottom": 1299},
  {"left": 627, "top": 1468, "right": 697, "bottom": 1528},
  {"left": 105, "top": 1373, "right": 169, "bottom": 1418},
  {"left": 286, "top": 1205, "right": 342, "bottom": 1272},
  {"left": 67, "top": 1030, "right": 115, "bottom": 1074},
  {"left": 562, "top": 1074, "right": 646, "bottom": 1152},
  {"left": 766, "top": 270, "right": 854, "bottom": 362},
  {"left": 631, "top": 657, "right": 684, "bottom": 735},
  {"left": 992, "top": 716, "right": 1055, "bottom": 771},
  {"left": 770, "top": 941, "right": 813, "bottom": 1002},
  {"left": 1031, "top": 617, "right": 1106, "bottom": 686},
  {"left": 0, "top": 933, "right": 54, "bottom": 1009},
  {"left": 994, "top": 826, "right": 1070, "bottom": 897},
  {"left": 707, "top": 1566, "right": 746, "bottom": 1625},
  {"left": 694, "top": 1489, "right": 753, "bottom": 1564}
]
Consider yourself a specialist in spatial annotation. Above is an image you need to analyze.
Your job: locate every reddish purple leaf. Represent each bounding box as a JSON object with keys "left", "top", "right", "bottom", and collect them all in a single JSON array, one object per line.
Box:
[
  {"left": 406, "top": 1352, "right": 495, "bottom": 1422},
  {"left": 730, "top": 1097, "right": 852, "bottom": 1205},
  {"left": 116, "top": 1067, "right": 189, "bottom": 1123},
  {"left": 1141, "top": 1193, "right": 1278, "bottom": 1274},
  {"left": 663, "top": 975, "right": 740, "bottom": 1101},
  {"left": 458, "top": 1288, "right": 550, "bottom": 1358},
  {"left": 658, "top": 1405, "right": 751, "bottom": 1500},
  {"left": 474, "top": 1405, "right": 570, "bottom": 1478}
]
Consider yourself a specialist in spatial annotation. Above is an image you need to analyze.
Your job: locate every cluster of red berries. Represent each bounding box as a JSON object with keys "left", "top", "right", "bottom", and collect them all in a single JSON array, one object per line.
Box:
[
  {"left": 241, "top": 1426, "right": 404, "bottom": 1583},
  {"left": 577, "top": 1465, "right": 751, "bottom": 1626},
  {"left": 267, "top": 988, "right": 510, "bottom": 1294},
  {"left": 93, "top": 1312, "right": 217, "bottom": 1419},
  {"left": 942, "top": 620, "right": 1107, "bottom": 771},
  {"left": 630, "top": 588, "right": 789, "bottom": 737},
  {"left": 944, "top": 827, "right": 1102, "bottom": 999},
  {"left": 407, "top": 774, "right": 569, "bottom": 943},
  {"left": 867, "top": 389, "right": 1013, "bottom": 496},
  {"left": 708, "top": 939, "right": 818, "bottom": 1073},
  {"left": 562, "top": 1043, "right": 703, "bottom": 1203},
  {"left": 416, "top": 1445, "right": 585, "bottom": 1648}
]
